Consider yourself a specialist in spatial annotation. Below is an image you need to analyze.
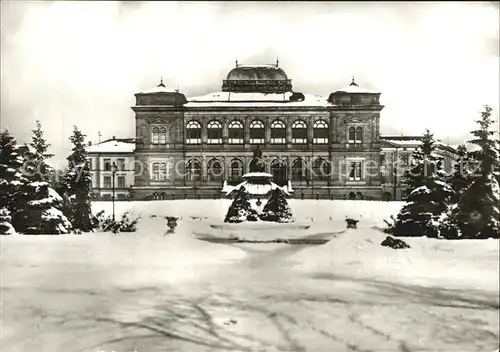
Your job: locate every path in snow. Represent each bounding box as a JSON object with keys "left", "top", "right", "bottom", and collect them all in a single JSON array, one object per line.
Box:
[{"left": 2, "top": 222, "right": 499, "bottom": 352}]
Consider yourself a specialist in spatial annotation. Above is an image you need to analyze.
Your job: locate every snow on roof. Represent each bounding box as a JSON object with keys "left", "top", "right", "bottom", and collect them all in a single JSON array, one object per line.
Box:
[
  {"left": 335, "top": 84, "right": 379, "bottom": 94},
  {"left": 87, "top": 139, "right": 135, "bottom": 154},
  {"left": 137, "top": 85, "right": 178, "bottom": 94},
  {"left": 185, "top": 91, "right": 329, "bottom": 107}
]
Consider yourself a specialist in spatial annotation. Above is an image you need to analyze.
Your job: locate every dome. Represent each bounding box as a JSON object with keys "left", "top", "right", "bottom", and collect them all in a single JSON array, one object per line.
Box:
[{"left": 226, "top": 65, "right": 288, "bottom": 81}]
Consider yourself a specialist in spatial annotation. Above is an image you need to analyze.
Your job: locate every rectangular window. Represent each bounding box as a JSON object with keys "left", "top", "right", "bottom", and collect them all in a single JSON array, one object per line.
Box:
[
  {"left": 117, "top": 176, "right": 125, "bottom": 188},
  {"left": 229, "top": 128, "right": 244, "bottom": 144},
  {"left": 103, "top": 159, "right": 111, "bottom": 171},
  {"left": 271, "top": 129, "right": 286, "bottom": 144},
  {"left": 186, "top": 129, "right": 201, "bottom": 144},
  {"left": 117, "top": 158, "right": 125, "bottom": 171},
  {"left": 349, "top": 162, "right": 362, "bottom": 181},
  {"left": 103, "top": 176, "right": 111, "bottom": 188},
  {"left": 401, "top": 154, "right": 409, "bottom": 166},
  {"left": 292, "top": 130, "right": 307, "bottom": 144}
]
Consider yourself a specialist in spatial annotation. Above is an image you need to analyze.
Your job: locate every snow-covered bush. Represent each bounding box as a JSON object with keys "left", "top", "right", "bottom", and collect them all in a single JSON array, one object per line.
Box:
[
  {"left": 381, "top": 236, "right": 410, "bottom": 249},
  {"left": 0, "top": 207, "right": 16, "bottom": 235},
  {"left": 259, "top": 188, "right": 293, "bottom": 223},
  {"left": 94, "top": 210, "right": 140, "bottom": 234},
  {"left": 224, "top": 186, "right": 258, "bottom": 223}
]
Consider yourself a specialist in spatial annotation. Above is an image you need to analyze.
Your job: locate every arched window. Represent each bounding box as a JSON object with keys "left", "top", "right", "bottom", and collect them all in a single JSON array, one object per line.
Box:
[
  {"left": 271, "top": 120, "right": 286, "bottom": 144},
  {"left": 229, "top": 159, "right": 244, "bottom": 183},
  {"left": 159, "top": 127, "right": 167, "bottom": 144},
  {"left": 152, "top": 127, "right": 159, "bottom": 144},
  {"left": 313, "top": 120, "right": 329, "bottom": 144},
  {"left": 292, "top": 158, "right": 306, "bottom": 182},
  {"left": 348, "top": 127, "right": 356, "bottom": 143},
  {"left": 229, "top": 120, "right": 244, "bottom": 144},
  {"left": 271, "top": 159, "right": 287, "bottom": 186},
  {"left": 348, "top": 126, "right": 363, "bottom": 144},
  {"left": 186, "top": 159, "right": 201, "bottom": 181},
  {"left": 292, "top": 120, "right": 307, "bottom": 144},
  {"left": 249, "top": 120, "right": 265, "bottom": 144},
  {"left": 207, "top": 120, "right": 222, "bottom": 144},
  {"left": 313, "top": 158, "right": 331, "bottom": 181},
  {"left": 355, "top": 127, "right": 363, "bottom": 143},
  {"left": 186, "top": 120, "right": 201, "bottom": 144},
  {"left": 207, "top": 159, "right": 223, "bottom": 181}
]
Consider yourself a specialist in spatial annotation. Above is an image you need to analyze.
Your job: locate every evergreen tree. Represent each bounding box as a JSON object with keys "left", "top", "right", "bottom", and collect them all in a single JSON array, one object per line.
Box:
[
  {"left": 62, "top": 126, "right": 94, "bottom": 232},
  {"left": 0, "top": 208, "right": 16, "bottom": 235},
  {"left": 448, "top": 144, "right": 474, "bottom": 203},
  {"left": 260, "top": 188, "right": 293, "bottom": 223},
  {"left": 12, "top": 122, "right": 72, "bottom": 234},
  {"left": 394, "top": 129, "right": 455, "bottom": 237},
  {"left": 449, "top": 106, "right": 499, "bottom": 239},
  {"left": 0, "top": 130, "right": 27, "bottom": 231},
  {"left": 224, "top": 186, "right": 258, "bottom": 223}
]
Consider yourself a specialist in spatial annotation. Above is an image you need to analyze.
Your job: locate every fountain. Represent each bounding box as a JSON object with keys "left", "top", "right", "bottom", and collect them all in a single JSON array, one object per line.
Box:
[{"left": 223, "top": 145, "right": 291, "bottom": 199}]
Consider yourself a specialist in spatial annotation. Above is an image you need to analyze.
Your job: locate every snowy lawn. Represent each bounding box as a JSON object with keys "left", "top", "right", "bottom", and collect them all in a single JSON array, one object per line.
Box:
[{"left": 1, "top": 200, "right": 498, "bottom": 352}]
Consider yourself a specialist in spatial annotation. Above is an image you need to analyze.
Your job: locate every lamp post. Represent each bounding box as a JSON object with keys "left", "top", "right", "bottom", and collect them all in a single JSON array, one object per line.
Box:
[{"left": 111, "top": 162, "right": 117, "bottom": 221}]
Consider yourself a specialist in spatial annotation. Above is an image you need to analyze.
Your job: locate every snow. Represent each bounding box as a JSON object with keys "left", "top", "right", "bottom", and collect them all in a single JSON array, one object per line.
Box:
[
  {"left": 185, "top": 91, "right": 330, "bottom": 107},
  {"left": 335, "top": 84, "right": 380, "bottom": 94},
  {"left": 137, "top": 85, "right": 178, "bottom": 94},
  {"left": 2, "top": 200, "right": 498, "bottom": 351},
  {"left": 86, "top": 140, "right": 135, "bottom": 153}
]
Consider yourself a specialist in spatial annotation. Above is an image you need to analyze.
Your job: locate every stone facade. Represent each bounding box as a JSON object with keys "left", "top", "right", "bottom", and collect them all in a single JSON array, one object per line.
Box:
[{"left": 129, "top": 64, "right": 387, "bottom": 200}]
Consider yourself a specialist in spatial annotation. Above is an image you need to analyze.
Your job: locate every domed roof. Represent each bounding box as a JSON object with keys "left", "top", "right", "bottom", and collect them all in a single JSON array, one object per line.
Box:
[{"left": 226, "top": 65, "right": 288, "bottom": 80}]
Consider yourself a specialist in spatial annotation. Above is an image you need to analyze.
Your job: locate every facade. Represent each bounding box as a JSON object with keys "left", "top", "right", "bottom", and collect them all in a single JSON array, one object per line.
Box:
[
  {"left": 87, "top": 138, "right": 135, "bottom": 200},
  {"left": 380, "top": 136, "right": 457, "bottom": 201},
  {"left": 87, "top": 62, "right": 457, "bottom": 201},
  {"left": 131, "top": 62, "right": 385, "bottom": 200}
]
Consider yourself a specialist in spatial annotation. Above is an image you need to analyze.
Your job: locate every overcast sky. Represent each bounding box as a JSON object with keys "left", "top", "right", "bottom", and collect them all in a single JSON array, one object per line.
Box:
[{"left": 1, "top": 1, "right": 499, "bottom": 167}]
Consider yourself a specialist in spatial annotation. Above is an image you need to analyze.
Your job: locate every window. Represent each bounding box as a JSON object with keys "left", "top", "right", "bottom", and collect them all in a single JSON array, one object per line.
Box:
[
  {"left": 207, "top": 120, "right": 222, "bottom": 144},
  {"left": 349, "top": 162, "right": 362, "bottom": 181},
  {"left": 356, "top": 127, "right": 363, "bottom": 143},
  {"left": 348, "top": 126, "right": 363, "bottom": 143},
  {"left": 186, "top": 120, "right": 201, "bottom": 144},
  {"left": 229, "top": 159, "right": 243, "bottom": 182},
  {"left": 117, "top": 158, "right": 125, "bottom": 171},
  {"left": 207, "top": 159, "right": 223, "bottom": 181},
  {"left": 313, "top": 158, "right": 331, "bottom": 181},
  {"left": 159, "top": 127, "right": 166, "bottom": 144},
  {"left": 271, "top": 159, "right": 287, "bottom": 186},
  {"left": 117, "top": 176, "right": 125, "bottom": 188},
  {"left": 292, "top": 120, "right": 307, "bottom": 144},
  {"left": 103, "top": 158, "right": 111, "bottom": 171},
  {"left": 313, "top": 120, "right": 329, "bottom": 144},
  {"left": 250, "top": 120, "right": 265, "bottom": 144},
  {"left": 271, "top": 120, "right": 286, "bottom": 144},
  {"left": 152, "top": 127, "right": 159, "bottom": 144},
  {"left": 186, "top": 159, "right": 201, "bottom": 182},
  {"left": 103, "top": 176, "right": 111, "bottom": 188},
  {"left": 229, "top": 120, "right": 244, "bottom": 144},
  {"left": 401, "top": 154, "right": 409, "bottom": 166},
  {"left": 292, "top": 158, "right": 306, "bottom": 181}
]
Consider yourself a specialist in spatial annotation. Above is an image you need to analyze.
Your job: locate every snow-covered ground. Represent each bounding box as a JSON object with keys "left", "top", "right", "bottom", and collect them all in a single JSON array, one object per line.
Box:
[{"left": 1, "top": 200, "right": 498, "bottom": 351}]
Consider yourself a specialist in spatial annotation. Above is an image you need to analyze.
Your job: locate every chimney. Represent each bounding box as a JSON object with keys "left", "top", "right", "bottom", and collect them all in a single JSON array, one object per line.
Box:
[
  {"left": 88, "top": 141, "right": 92, "bottom": 146},
  {"left": 112, "top": 136, "right": 116, "bottom": 140}
]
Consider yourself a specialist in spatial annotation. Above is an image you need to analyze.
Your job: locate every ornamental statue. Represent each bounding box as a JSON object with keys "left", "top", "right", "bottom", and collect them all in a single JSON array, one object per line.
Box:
[{"left": 249, "top": 145, "right": 265, "bottom": 173}]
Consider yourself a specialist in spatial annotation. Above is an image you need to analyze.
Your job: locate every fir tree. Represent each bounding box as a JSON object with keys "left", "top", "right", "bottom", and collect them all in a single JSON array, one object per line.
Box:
[
  {"left": 12, "top": 122, "right": 72, "bottom": 234},
  {"left": 62, "top": 126, "right": 94, "bottom": 232},
  {"left": 449, "top": 106, "right": 500, "bottom": 239},
  {"left": 0, "top": 130, "right": 26, "bottom": 230},
  {"left": 260, "top": 188, "right": 293, "bottom": 223},
  {"left": 0, "top": 208, "right": 16, "bottom": 235},
  {"left": 447, "top": 144, "right": 472, "bottom": 202},
  {"left": 394, "top": 129, "right": 455, "bottom": 237},
  {"left": 224, "top": 186, "right": 258, "bottom": 223}
]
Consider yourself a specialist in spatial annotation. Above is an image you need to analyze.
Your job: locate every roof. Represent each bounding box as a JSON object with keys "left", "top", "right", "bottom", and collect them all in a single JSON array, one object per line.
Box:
[
  {"left": 87, "top": 138, "right": 135, "bottom": 154},
  {"left": 227, "top": 65, "right": 288, "bottom": 80},
  {"left": 185, "top": 91, "right": 330, "bottom": 107},
  {"left": 136, "top": 79, "right": 178, "bottom": 94},
  {"left": 334, "top": 78, "right": 380, "bottom": 94},
  {"left": 380, "top": 136, "right": 457, "bottom": 153}
]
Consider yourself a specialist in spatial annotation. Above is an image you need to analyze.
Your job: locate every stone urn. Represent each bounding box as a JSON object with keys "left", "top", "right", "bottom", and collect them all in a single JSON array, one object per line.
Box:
[{"left": 165, "top": 216, "right": 179, "bottom": 234}]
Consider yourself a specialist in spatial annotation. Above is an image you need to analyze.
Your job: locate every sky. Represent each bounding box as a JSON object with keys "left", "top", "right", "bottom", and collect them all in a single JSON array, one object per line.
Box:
[{"left": 1, "top": 1, "right": 499, "bottom": 167}]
